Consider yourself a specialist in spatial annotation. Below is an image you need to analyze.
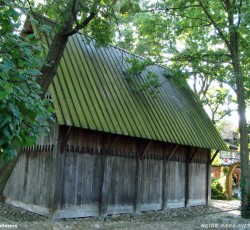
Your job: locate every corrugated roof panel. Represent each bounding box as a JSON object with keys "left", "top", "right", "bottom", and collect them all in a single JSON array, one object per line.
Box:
[
  {"left": 120, "top": 52, "right": 164, "bottom": 141},
  {"left": 183, "top": 87, "right": 226, "bottom": 149},
  {"left": 75, "top": 36, "right": 117, "bottom": 133},
  {"left": 87, "top": 41, "right": 132, "bottom": 136},
  {"left": 81, "top": 41, "right": 124, "bottom": 135},
  {"left": 163, "top": 80, "right": 203, "bottom": 146},
  {"left": 46, "top": 31, "right": 227, "bottom": 150},
  {"left": 70, "top": 36, "right": 110, "bottom": 131},
  {"left": 152, "top": 71, "right": 192, "bottom": 145},
  {"left": 104, "top": 44, "right": 158, "bottom": 139},
  {"left": 104, "top": 46, "right": 152, "bottom": 139},
  {"left": 95, "top": 46, "right": 142, "bottom": 137},
  {"left": 66, "top": 38, "right": 100, "bottom": 129}
]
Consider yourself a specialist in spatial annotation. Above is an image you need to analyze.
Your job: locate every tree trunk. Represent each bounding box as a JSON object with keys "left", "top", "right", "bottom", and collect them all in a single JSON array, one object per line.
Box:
[
  {"left": 0, "top": 156, "right": 19, "bottom": 197},
  {"left": 225, "top": 0, "right": 250, "bottom": 218},
  {"left": 236, "top": 75, "right": 250, "bottom": 218},
  {"left": 232, "top": 51, "right": 250, "bottom": 218},
  {"left": 39, "top": 30, "right": 69, "bottom": 96}
]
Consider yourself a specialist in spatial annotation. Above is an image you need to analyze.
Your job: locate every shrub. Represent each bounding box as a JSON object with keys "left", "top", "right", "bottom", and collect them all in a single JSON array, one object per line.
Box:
[{"left": 211, "top": 181, "right": 226, "bottom": 200}]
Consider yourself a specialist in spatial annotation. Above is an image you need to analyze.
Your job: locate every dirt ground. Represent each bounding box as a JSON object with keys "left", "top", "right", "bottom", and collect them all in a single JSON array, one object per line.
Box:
[{"left": 0, "top": 200, "right": 249, "bottom": 230}]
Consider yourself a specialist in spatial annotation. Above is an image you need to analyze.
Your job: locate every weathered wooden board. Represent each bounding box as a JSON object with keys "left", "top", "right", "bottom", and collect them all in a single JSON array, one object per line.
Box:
[
  {"left": 3, "top": 151, "right": 53, "bottom": 211},
  {"left": 166, "top": 161, "right": 185, "bottom": 208},
  {"left": 189, "top": 162, "right": 206, "bottom": 206},
  {"left": 3, "top": 127, "right": 211, "bottom": 218}
]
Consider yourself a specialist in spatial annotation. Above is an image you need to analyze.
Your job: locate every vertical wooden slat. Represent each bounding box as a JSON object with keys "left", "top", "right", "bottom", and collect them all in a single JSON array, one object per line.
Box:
[
  {"left": 185, "top": 149, "right": 190, "bottom": 207},
  {"left": 162, "top": 156, "right": 167, "bottom": 210},
  {"left": 206, "top": 150, "right": 211, "bottom": 205},
  {"left": 49, "top": 148, "right": 66, "bottom": 217},
  {"left": 92, "top": 153, "right": 101, "bottom": 207},
  {"left": 100, "top": 155, "right": 112, "bottom": 216},
  {"left": 134, "top": 154, "right": 142, "bottom": 213},
  {"left": 76, "top": 153, "right": 83, "bottom": 207}
]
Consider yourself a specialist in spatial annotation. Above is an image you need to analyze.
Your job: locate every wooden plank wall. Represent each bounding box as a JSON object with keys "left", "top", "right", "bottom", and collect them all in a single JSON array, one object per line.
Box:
[
  {"left": 2, "top": 118, "right": 58, "bottom": 217},
  {"left": 3, "top": 126, "right": 210, "bottom": 218},
  {"left": 189, "top": 162, "right": 206, "bottom": 205},
  {"left": 22, "top": 116, "right": 57, "bottom": 152},
  {"left": 56, "top": 127, "right": 210, "bottom": 218},
  {"left": 3, "top": 150, "right": 53, "bottom": 216},
  {"left": 189, "top": 148, "right": 208, "bottom": 206},
  {"left": 166, "top": 161, "right": 185, "bottom": 208},
  {"left": 140, "top": 156, "right": 163, "bottom": 211}
]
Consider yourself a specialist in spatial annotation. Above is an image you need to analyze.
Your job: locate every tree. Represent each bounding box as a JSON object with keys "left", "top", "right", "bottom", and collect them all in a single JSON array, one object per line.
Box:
[
  {"left": 116, "top": 0, "right": 250, "bottom": 218},
  {"left": 0, "top": 0, "right": 53, "bottom": 157},
  {"left": 1, "top": 0, "right": 135, "bottom": 155},
  {"left": 1, "top": 0, "right": 249, "bottom": 218},
  {"left": 0, "top": 0, "right": 134, "bottom": 194},
  {"left": 168, "top": 0, "right": 250, "bottom": 218}
]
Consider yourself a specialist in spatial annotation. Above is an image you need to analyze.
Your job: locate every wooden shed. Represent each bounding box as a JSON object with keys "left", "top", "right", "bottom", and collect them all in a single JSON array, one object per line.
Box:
[{"left": 3, "top": 16, "right": 227, "bottom": 219}]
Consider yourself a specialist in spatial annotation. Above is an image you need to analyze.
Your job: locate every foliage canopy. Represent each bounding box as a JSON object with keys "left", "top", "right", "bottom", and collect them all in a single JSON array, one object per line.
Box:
[{"left": 0, "top": 0, "right": 53, "bottom": 157}]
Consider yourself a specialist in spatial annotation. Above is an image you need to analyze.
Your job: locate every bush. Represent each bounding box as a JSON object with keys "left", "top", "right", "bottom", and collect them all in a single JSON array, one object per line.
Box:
[{"left": 211, "top": 181, "right": 226, "bottom": 200}]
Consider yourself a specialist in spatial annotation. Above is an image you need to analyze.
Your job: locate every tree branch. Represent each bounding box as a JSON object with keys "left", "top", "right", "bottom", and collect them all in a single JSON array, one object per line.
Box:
[
  {"left": 237, "top": 0, "right": 242, "bottom": 27},
  {"left": 71, "top": 0, "right": 77, "bottom": 21},
  {"left": 219, "top": 0, "right": 227, "bottom": 11},
  {"left": 65, "top": 12, "right": 96, "bottom": 37},
  {"left": 198, "top": 0, "right": 231, "bottom": 51},
  {"left": 166, "top": 4, "right": 200, "bottom": 11}
]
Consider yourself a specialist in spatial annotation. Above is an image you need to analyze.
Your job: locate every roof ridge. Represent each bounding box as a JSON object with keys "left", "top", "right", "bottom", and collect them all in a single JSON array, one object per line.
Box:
[{"left": 28, "top": 12, "right": 171, "bottom": 72}]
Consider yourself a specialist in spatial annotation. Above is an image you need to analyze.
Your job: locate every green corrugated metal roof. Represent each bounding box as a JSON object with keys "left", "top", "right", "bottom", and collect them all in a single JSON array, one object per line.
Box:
[{"left": 32, "top": 15, "right": 227, "bottom": 151}]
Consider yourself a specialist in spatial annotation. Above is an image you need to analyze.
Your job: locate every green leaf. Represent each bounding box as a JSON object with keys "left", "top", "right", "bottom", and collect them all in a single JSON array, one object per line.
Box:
[
  {"left": 3, "top": 127, "right": 12, "bottom": 140},
  {"left": 39, "top": 24, "right": 52, "bottom": 34},
  {"left": 24, "top": 34, "right": 35, "bottom": 41},
  {"left": 0, "top": 57, "right": 15, "bottom": 74},
  {"left": 25, "top": 69, "right": 42, "bottom": 76},
  {"left": 0, "top": 83, "right": 13, "bottom": 99},
  {"left": 24, "top": 136, "right": 36, "bottom": 146},
  {"left": 29, "top": 19, "right": 39, "bottom": 26},
  {"left": 0, "top": 116, "right": 11, "bottom": 129},
  {"left": 9, "top": 103, "right": 22, "bottom": 119},
  {"left": 3, "top": 58, "right": 15, "bottom": 69}
]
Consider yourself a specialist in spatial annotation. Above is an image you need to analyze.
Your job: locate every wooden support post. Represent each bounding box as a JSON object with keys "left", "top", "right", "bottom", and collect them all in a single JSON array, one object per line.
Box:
[
  {"left": 189, "top": 148, "right": 198, "bottom": 163},
  {"left": 140, "top": 140, "right": 152, "bottom": 159},
  {"left": 134, "top": 154, "right": 142, "bottom": 213},
  {"left": 100, "top": 136, "right": 118, "bottom": 216},
  {"left": 166, "top": 144, "right": 179, "bottom": 162},
  {"left": 206, "top": 150, "right": 211, "bottom": 206},
  {"left": 105, "top": 136, "right": 119, "bottom": 157},
  {"left": 162, "top": 144, "right": 178, "bottom": 211},
  {"left": 226, "top": 162, "right": 240, "bottom": 200},
  {"left": 210, "top": 150, "right": 220, "bottom": 164},
  {"left": 134, "top": 140, "right": 151, "bottom": 213},
  {"left": 185, "top": 149, "right": 190, "bottom": 207},
  {"left": 60, "top": 126, "right": 72, "bottom": 153},
  {"left": 100, "top": 155, "right": 108, "bottom": 216},
  {"left": 161, "top": 156, "right": 167, "bottom": 211},
  {"left": 49, "top": 123, "right": 66, "bottom": 219}
]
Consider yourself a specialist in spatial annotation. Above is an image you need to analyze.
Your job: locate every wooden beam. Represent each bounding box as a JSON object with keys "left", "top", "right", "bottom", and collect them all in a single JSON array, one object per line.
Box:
[
  {"left": 134, "top": 155, "right": 142, "bottom": 213},
  {"left": 189, "top": 148, "right": 198, "bottom": 163},
  {"left": 205, "top": 150, "right": 211, "bottom": 206},
  {"left": 162, "top": 144, "right": 178, "bottom": 210},
  {"left": 226, "top": 161, "right": 241, "bottom": 200},
  {"left": 185, "top": 151, "right": 190, "bottom": 207},
  {"left": 162, "top": 154, "right": 167, "bottom": 211},
  {"left": 134, "top": 140, "right": 152, "bottom": 212},
  {"left": 104, "top": 136, "right": 119, "bottom": 157},
  {"left": 99, "top": 136, "right": 119, "bottom": 215},
  {"left": 140, "top": 140, "right": 152, "bottom": 159},
  {"left": 165, "top": 144, "right": 179, "bottom": 162},
  {"left": 60, "top": 126, "right": 72, "bottom": 153},
  {"left": 210, "top": 150, "right": 220, "bottom": 164}
]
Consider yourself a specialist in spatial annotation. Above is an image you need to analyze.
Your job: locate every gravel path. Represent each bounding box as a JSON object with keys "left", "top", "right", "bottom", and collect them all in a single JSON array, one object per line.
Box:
[{"left": 0, "top": 200, "right": 249, "bottom": 230}]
